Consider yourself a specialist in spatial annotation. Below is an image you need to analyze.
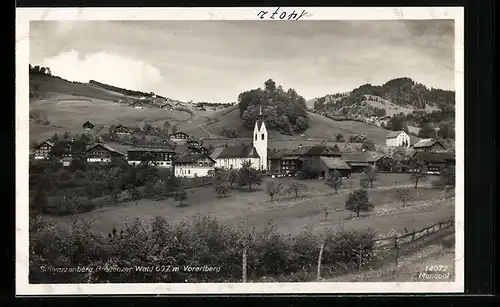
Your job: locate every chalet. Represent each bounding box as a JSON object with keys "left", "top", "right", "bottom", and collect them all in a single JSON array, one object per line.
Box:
[
  {"left": 127, "top": 145, "right": 176, "bottom": 168},
  {"left": 341, "top": 151, "right": 386, "bottom": 173},
  {"left": 82, "top": 121, "right": 95, "bottom": 130},
  {"left": 174, "top": 152, "right": 216, "bottom": 178},
  {"left": 170, "top": 132, "right": 190, "bottom": 143},
  {"left": 319, "top": 157, "right": 352, "bottom": 178},
  {"left": 281, "top": 145, "right": 342, "bottom": 176},
  {"left": 111, "top": 125, "right": 133, "bottom": 135},
  {"left": 385, "top": 131, "right": 410, "bottom": 147},
  {"left": 412, "top": 138, "right": 447, "bottom": 153},
  {"left": 408, "top": 152, "right": 455, "bottom": 174},
  {"left": 86, "top": 143, "right": 125, "bottom": 163},
  {"left": 33, "top": 140, "right": 54, "bottom": 160},
  {"left": 50, "top": 140, "right": 87, "bottom": 159}
]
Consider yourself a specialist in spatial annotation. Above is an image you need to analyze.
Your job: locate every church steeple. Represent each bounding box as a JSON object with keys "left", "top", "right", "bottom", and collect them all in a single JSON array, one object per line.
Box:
[{"left": 253, "top": 103, "right": 268, "bottom": 171}]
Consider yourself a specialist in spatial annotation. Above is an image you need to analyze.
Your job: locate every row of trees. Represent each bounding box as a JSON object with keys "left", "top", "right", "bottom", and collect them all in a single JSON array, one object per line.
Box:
[{"left": 29, "top": 64, "right": 52, "bottom": 75}]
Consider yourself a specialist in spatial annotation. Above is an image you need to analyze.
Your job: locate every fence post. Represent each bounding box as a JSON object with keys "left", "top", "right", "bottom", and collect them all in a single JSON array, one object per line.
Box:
[
  {"left": 317, "top": 241, "right": 325, "bottom": 281},
  {"left": 242, "top": 245, "right": 247, "bottom": 283},
  {"left": 394, "top": 236, "right": 399, "bottom": 268}
]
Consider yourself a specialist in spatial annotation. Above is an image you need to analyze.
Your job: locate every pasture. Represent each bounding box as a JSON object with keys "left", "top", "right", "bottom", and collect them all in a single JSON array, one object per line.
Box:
[{"left": 46, "top": 173, "right": 453, "bottom": 239}]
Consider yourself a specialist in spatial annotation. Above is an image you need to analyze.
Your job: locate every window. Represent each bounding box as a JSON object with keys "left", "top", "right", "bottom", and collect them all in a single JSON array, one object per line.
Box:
[
  {"left": 188, "top": 170, "right": 191, "bottom": 174},
  {"left": 255, "top": 134, "right": 257, "bottom": 141},
  {"left": 261, "top": 133, "right": 264, "bottom": 140}
]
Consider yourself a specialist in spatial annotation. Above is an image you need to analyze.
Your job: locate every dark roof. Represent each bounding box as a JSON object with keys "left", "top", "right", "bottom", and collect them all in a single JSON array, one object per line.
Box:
[
  {"left": 411, "top": 152, "right": 455, "bottom": 163},
  {"left": 83, "top": 121, "right": 94, "bottom": 127},
  {"left": 341, "top": 151, "right": 385, "bottom": 163},
  {"left": 413, "top": 138, "right": 445, "bottom": 148},
  {"left": 36, "top": 140, "right": 54, "bottom": 148},
  {"left": 209, "top": 146, "right": 226, "bottom": 159},
  {"left": 282, "top": 145, "right": 342, "bottom": 158},
  {"left": 174, "top": 152, "right": 215, "bottom": 164},
  {"left": 320, "top": 157, "right": 351, "bottom": 170},
  {"left": 386, "top": 131, "right": 406, "bottom": 138},
  {"left": 86, "top": 143, "right": 125, "bottom": 156},
  {"left": 217, "top": 144, "right": 260, "bottom": 159}
]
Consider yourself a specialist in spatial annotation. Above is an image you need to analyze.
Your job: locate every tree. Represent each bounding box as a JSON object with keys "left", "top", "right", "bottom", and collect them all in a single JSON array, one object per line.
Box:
[
  {"left": 433, "top": 165, "right": 455, "bottom": 189},
  {"left": 174, "top": 190, "right": 187, "bottom": 206},
  {"left": 361, "top": 139, "right": 376, "bottom": 151},
  {"left": 409, "top": 159, "right": 428, "bottom": 188},
  {"left": 265, "top": 179, "right": 284, "bottom": 201},
  {"left": 438, "top": 122, "right": 455, "bottom": 139},
  {"left": 237, "top": 161, "right": 261, "bottom": 192},
  {"left": 213, "top": 180, "right": 230, "bottom": 197},
  {"left": 335, "top": 132, "right": 345, "bottom": 142},
  {"left": 63, "top": 132, "right": 70, "bottom": 139},
  {"left": 345, "top": 189, "right": 374, "bottom": 218},
  {"left": 418, "top": 123, "right": 436, "bottom": 138},
  {"left": 171, "top": 125, "right": 178, "bottom": 134},
  {"left": 394, "top": 187, "right": 411, "bottom": 207},
  {"left": 362, "top": 167, "right": 379, "bottom": 188},
  {"left": 286, "top": 181, "right": 308, "bottom": 198},
  {"left": 325, "top": 171, "right": 343, "bottom": 194},
  {"left": 163, "top": 120, "right": 171, "bottom": 133},
  {"left": 226, "top": 169, "right": 238, "bottom": 189}
]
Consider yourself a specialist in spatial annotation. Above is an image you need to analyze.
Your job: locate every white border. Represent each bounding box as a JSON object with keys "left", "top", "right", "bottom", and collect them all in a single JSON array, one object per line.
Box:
[{"left": 16, "top": 7, "right": 465, "bottom": 295}]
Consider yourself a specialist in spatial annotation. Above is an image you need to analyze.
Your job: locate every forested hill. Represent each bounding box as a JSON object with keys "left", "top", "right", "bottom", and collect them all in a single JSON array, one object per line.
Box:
[
  {"left": 237, "top": 79, "right": 309, "bottom": 135},
  {"left": 312, "top": 77, "right": 455, "bottom": 114},
  {"left": 88, "top": 80, "right": 165, "bottom": 99}
]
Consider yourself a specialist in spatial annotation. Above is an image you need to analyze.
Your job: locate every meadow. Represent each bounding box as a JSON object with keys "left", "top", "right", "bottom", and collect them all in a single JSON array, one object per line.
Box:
[{"left": 46, "top": 173, "right": 453, "bottom": 239}]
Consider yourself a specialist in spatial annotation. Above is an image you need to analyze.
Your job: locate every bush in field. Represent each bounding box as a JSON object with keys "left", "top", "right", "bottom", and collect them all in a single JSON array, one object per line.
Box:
[
  {"left": 361, "top": 167, "right": 379, "bottom": 188},
  {"left": 345, "top": 189, "right": 374, "bottom": 218},
  {"left": 325, "top": 171, "right": 343, "bottom": 194},
  {"left": 322, "top": 227, "right": 376, "bottom": 269},
  {"left": 265, "top": 179, "right": 284, "bottom": 201},
  {"left": 393, "top": 187, "right": 411, "bottom": 207},
  {"left": 174, "top": 190, "right": 188, "bottom": 206},
  {"left": 286, "top": 181, "right": 308, "bottom": 198}
]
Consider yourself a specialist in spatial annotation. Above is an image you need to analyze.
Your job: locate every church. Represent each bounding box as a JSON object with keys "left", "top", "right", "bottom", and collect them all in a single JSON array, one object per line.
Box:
[{"left": 211, "top": 106, "right": 268, "bottom": 171}]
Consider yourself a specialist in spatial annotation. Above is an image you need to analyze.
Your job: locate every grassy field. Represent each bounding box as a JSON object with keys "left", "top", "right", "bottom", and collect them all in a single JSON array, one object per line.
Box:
[{"left": 46, "top": 173, "right": 453, "bottom": 239}]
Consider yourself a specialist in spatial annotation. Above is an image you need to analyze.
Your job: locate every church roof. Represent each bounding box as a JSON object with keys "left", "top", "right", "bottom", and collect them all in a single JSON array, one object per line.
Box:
[{"left": 217, "top": 144, "right": 261, "bottom": 159}]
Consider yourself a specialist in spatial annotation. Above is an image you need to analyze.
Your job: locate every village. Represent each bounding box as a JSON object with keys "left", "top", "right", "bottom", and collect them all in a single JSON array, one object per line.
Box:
[{"left": 31, "top": 116, "right": 454, "bottom": 180}]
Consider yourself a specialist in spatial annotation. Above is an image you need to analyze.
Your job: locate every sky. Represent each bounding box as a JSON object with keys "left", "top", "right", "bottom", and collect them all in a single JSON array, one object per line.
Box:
[{"left": 30, "top": 20, "right": 455, "bottom": 103}]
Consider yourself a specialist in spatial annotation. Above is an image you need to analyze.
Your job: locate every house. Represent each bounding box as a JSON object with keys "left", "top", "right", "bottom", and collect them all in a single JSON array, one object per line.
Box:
[
  {"left": 319, "top": 156, "right": 352, "bottom": 178},
  {"left": 131, "top": 101, "right": 144, "bottom": 109},
  {"left": 215, "top": 107, "right": 268, "bottom": 171},
  {"left": 86, "top": 143, "right": 125, "bottom": 163},
  {"left": 408, "top": 152, "right": 455, "bottom": 174},
  {"left": 111, "top": 125, "right": 133, "bottom": 135},
  {"left": 385, "top": 131, "right": 411, "bottom": 147},
  {"left": 127, "top": 145, "right": 176, "bottom": 168},
  {"left": 412, "top": 138, "right": 447, "bottom": 153},
  {"left": 280, "top": 145, "right": 342, "bottom": 177},
  {"left": 82, "top": 121, "right": 95, "bottom": 130},
  {"left": 170, "top": 131, "right": 190, "bottom": 143},
  {"left": 173, "top": 152, "right": 216, "bottom": 178},
  {"left": 33, "top": 140, "right": 54, "bottom": 160},
  {"left": 60, "top": 156, "right": 73, "bottom": 167},
  {"left": 50, "top": 140, "right": 87, "bottom": 159},
  {"left": 341, "top": 151, "right": 386, "bottom": 173}
]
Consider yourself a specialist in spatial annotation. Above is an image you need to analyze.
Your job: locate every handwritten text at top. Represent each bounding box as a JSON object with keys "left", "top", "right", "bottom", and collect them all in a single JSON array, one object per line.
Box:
[{"left": 257, "top": 8, "right": 308, "bottom": 20}]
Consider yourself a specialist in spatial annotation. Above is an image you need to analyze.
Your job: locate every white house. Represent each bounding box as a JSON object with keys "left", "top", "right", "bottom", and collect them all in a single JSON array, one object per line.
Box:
[
  {"left": 213, "top": 106, "right": 268, "bottom": 170},
  {"left": 174, "top": 152, "right": 216, "bottom": 178},
  {"left": 385, "top": 131, "right": 410, "bottom": 147}
]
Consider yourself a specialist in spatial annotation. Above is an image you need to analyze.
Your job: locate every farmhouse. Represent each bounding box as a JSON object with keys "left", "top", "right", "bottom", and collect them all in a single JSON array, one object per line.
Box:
[
  {"left": 341, "top": 151, "right": 386, "bottom": 173},
  {"left": 319, "top": 156, "right": 352, "bottom": 178},
  {"left": 173, "top": 152, "right": 216, "bottom": 178},
  {"left": 82, "top": 121, "right": 94, "bottom": 130},
  {"left": 127, "top": 145, "right": 176, "bottom": 168},
  {"left": 409, "top": 151, "right": 455, "bottom": 173},
  {"left": 170, "top": 131, "right": 190, "bottom": 143},
  {"left": 385, "top": 131, "right": 410, "bottom": 147},
  {"left": 50, "top": 140, "right": 87, "bottom": 159},
  {"left": 33, "top": 140, "right": 54, "bottom": 160},
  {"left": 287, "top": 145, "right": 343, "bottom": 178},
  {"left": 86, "top": 143, "right": 125, "bottom": 163},
  {"left": 413, "top": 138, "right": 447, "bottom": 152},
  {"left": 215, "top": 108, "right": 268, "bottom": 170}
]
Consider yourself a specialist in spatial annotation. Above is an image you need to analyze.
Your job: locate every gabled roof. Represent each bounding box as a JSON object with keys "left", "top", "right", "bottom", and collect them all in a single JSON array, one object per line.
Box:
[
  {"left": 282, "top": 145, "right": 341, "bottom": 158},
  {"left": 170, "top": 131, "right": 190, "bottom": 138},
  {"left": 216, "top": 144, "right": 260, "bottom": 159},
  {"left": 174, "top": 152, "right": 216, "bottom": 164},
  {"left": 86, "top": 143, "right": 125, "bottom": 156},
  {"left": 209, "top": 146, "right": 226, "bottom": 159},
  {"left": 386, "top": 131, "right": 406, "bottom": 138},
  {"left": 320, "top": 157, "right": 351, "bottom": 170},
  {"left": 82, "top": 121, "right": 94, "bottom": 127},
  {"left": 341, "top": 151, "right": 385, "bottom": 163},
  {"left": 413, "top": 138, "right": 445, "bottom": 148},
  {"left": 36, "top": 140, "right": 54, "bottom": 148}
]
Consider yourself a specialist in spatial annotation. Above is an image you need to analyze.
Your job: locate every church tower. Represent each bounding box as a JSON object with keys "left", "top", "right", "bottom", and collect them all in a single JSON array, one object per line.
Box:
[{"left": 253, "top": 105, "right": 268, "bottom": 171}]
